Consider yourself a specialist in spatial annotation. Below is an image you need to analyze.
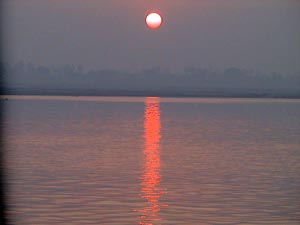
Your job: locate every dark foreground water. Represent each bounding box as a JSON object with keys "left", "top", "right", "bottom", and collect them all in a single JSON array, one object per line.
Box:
[{"left": 2, "top": 96, "right": 300, "bottom": 224}]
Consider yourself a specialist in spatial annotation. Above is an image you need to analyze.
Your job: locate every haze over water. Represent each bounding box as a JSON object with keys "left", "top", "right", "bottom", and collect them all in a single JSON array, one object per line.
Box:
[{"left": 3, "top": 96, "right": 300, "bottom": 224}]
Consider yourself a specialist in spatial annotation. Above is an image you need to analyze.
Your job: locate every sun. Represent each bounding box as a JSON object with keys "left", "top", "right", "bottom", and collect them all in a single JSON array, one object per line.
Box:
[{"left": 145, "top": 12, "right": 163, "bottom": 29}]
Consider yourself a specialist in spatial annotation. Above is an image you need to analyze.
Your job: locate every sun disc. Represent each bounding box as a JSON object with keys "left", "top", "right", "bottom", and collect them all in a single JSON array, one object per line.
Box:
[{"left": 145, "top": 12, "right": 163, "bottom": 29}]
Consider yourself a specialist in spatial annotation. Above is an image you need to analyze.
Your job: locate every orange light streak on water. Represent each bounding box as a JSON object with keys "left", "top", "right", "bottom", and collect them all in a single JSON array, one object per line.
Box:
[{"left": 139, "top": 97, "right": 167, "bottom": 225}]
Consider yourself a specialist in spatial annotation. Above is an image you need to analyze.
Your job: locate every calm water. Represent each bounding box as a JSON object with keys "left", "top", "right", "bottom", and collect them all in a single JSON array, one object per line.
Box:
[{"left": 2, "top": 96, "right": 300, "bottom": 224}]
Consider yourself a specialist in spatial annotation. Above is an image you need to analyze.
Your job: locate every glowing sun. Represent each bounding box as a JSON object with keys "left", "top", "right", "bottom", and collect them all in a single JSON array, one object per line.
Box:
[{"left": 145, "top": 12, "right": 163, "bottom": 29}]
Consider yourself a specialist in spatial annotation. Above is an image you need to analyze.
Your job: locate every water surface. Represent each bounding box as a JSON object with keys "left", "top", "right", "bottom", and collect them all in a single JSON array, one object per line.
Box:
[{"left": 2, "top": 96, "right": 300, "bottom": 224}]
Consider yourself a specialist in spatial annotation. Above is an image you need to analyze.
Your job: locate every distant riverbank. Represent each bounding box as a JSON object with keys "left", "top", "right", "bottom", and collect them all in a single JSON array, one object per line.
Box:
[{"left": 1, "top": 87, "right": 300, "bottom": 99}]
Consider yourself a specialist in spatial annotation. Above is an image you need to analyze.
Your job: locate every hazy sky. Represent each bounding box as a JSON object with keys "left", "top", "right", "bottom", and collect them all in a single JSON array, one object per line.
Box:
[{"left": 3, "top": 0, "right": 300, "bottom": 73}]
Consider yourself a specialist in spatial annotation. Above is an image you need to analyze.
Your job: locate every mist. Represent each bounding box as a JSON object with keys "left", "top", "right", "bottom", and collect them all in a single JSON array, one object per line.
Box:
[{"left": 2, "top": 62, "right": 300, "bottom": 98}]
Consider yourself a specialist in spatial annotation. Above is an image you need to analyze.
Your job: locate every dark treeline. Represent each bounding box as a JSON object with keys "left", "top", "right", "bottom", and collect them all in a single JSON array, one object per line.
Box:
[{"left": 1, "top": 61, "right": 300, "bottom": 97}]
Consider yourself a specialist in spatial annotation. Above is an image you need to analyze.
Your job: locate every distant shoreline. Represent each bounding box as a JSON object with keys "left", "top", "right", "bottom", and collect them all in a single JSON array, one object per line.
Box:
[
  {"left": 2, "top": 95, "right": 300, "bottom": 106},
  {"left": 1, "top": 88, "right": 300, "bottom": 99},
  {"left": 1, "top": 94, "right": 300, "bottom": 103}
]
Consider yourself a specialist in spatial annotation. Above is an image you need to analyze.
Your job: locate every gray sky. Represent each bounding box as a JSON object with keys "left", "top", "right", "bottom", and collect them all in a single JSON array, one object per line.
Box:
[{"left": 3, "top": 0, "right": 300, "bottom": 73}]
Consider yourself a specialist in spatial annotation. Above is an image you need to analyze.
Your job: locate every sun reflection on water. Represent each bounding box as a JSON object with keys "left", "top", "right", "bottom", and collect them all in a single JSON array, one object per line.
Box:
[{"left": 138, "top": 97, "right": 167, "bottom": 225}]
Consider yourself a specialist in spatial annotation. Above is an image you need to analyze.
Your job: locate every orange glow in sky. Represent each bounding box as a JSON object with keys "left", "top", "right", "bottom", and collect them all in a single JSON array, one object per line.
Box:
[
  {"left": 145, "top": 12, "right": 163, "bottom": 29},
  {"left": 138, "top": 97, "right": 167, "bottom": 224}
]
